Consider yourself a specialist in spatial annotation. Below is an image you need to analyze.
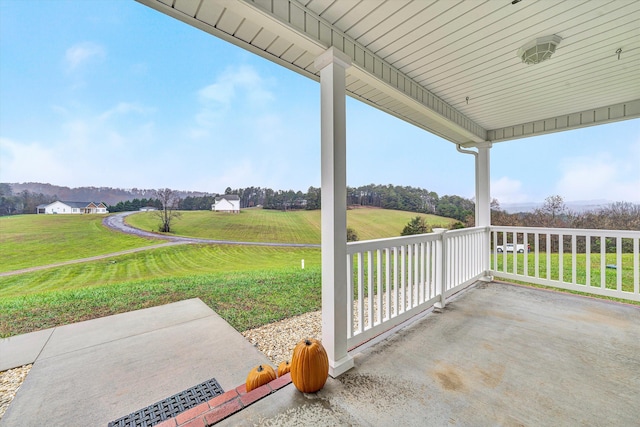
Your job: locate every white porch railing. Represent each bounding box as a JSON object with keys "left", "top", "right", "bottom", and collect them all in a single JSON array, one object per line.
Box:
[
  {"left": 490, "top": 226, "right": 640, "bottom": 303},
  {"left": 345, "top": 226, "right": 488, "bottom": 350}
]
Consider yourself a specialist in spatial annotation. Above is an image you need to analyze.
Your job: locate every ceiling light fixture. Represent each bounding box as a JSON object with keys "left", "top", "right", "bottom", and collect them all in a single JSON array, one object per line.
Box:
[{"left": 517, "top": 35, "right": 562, "bottom": 65}]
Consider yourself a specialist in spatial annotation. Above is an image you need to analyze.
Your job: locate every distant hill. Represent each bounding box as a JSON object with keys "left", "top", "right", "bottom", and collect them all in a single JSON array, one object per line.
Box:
[
  {"left": 501, "top": 200, "right": 612, "bottom": 214},
  {"left": 6, "top": 182, "right": 213, "bottom": 206}
]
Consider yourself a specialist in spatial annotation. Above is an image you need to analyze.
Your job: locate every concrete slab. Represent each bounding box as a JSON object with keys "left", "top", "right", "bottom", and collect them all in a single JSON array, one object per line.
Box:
[
  {"left": 37, "top": 298, "right": 214, "bottom": 360},
  {"left": 0, "top": 328, "right": 53, "bottom": 371},
  {"left": 220, "top": 283, "right": 640, "bottom": 426},
  {"left": 0, "top": 299, "right": 270, "bottom": 427}
]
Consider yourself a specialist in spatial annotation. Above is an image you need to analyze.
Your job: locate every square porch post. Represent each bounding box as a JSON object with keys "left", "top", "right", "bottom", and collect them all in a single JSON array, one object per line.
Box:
[
  {"left": 475, "top": 142, "right": 493, "bottom": 279},
  {"left": 314, "top": 47, "right": 354, "bottom": 377}
]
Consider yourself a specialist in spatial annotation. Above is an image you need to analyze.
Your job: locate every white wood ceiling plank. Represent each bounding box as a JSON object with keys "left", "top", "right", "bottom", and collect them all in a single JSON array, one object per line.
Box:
[
  {"left": 473, "top": 71, "right": 640, "bottom": 129},
  {"left": 279, "top": 44, "right": 306, "bottom": 63},
  {"left": 265, "top": 37, "right": 293, "bottom": 57},
  {"left": 439, "top": 30, "right": 640, "bottom": 112},
  {"left": 353, "top": 1, "right": 437, "bottom": 50},
  {"left": 332, "top": 1, "right": 385, "bottom": 30},
  {"left": 418, "top": 1, "right": 637, "bottom": 89},
  {"left": 173, "top": 0, "right": 200, "bottom": 17},
  {"left": 405, "top": 1, "right": 591, "bottom": 86},
  {"left": 313, "top": 0, "right": 361, "bottom": 26},
  {"left": 436, "top": 23, "right": 640, "bottom": 101},
  {"left": 303, "top": 0, "right": 338, "bottom": 17},
  {"left": 250, "top": 28, "right": 279, "bottom": 51},
  {"left": 215, "top": 8, "right": 245, "bottom": 35},
  {"left": 339, "top": 0, "right": 411, "bottom": 37},
  {"left": 195, "top": 1, "right": 224, "bottom": 26},
  {"left": 234, "top": 19, "right": 262, "bottom": 43},
  {"left": 373, "top": 1, "right": 462, "bottom": 62}
]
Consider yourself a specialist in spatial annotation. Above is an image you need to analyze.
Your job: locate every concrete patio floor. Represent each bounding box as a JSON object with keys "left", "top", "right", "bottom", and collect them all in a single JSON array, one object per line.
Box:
[
  {"left": 2, "top": 282, "right": 639, "bottom": 426},
  {"left": 223, "top": 282, "right": 640, "bottom": 426}
]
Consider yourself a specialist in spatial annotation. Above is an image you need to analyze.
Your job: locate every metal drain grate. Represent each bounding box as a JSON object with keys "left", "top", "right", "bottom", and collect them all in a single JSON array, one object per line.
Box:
[{"left": 108, "top": 377, "right": 224, "bottom": 427}]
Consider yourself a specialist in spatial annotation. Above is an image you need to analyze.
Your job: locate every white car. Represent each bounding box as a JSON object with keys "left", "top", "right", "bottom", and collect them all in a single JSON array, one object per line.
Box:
[{"left": 496, "top": 243, "right": 528, "bottom": 253}]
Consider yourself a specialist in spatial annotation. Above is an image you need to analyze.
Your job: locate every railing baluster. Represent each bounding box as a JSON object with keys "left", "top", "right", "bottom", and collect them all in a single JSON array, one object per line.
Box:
[
  {"left": 400, "top": 245, "right": 406, "bottom": 313},
  {"left": 385, "top": 248, "right": 391, "bottom": 321},
  {"left": 357, "top": 252, "right": 364, "bottom": 333},
  {"left": 393, "top": 246, "right": 398, "bottom": 317},
  {"left": 616, "top": 237, "right": 622, "bottom": 292},
  {"left": 572, "top": 234, "right": 577, "bottom": 285},
  {"left": 367, "top": 251, "right": 373, "bottom": 330},
  {"left": 600, "top": 235, "right": 606, "bottom": 288},
  {"left": 347, "top": 254, "right": 353, "bottom": 338},
  {"left": 376, "top": 249, "right": 382, "bottom": 325},
  {"left": 586, "top": 236, "right": 591, "bottom": 287}
]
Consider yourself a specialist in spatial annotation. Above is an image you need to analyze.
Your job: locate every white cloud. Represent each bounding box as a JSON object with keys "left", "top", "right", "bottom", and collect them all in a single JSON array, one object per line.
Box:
[
  {"left": 65, "top": 42, "right": 106, "bottom": 70},
  {"left": 0, "top": 137, "right": 71, "bottom": 184},
  {"left": 0, "top": 101, "right": 157, "bottom": 188},
  {"left": 192, "top": 65, "right": 275, "bottom": 138},
  {"left": 555, "top": 143, "right": 640, "bottom": 203},
  {"left": 491, "top": 176, "right": 532, "bottom": 204}
]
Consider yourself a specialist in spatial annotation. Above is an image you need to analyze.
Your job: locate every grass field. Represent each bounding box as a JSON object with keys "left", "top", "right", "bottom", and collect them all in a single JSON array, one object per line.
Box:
[
  {"left": 493, "top": 252, "right": 636, "bottom": 292},
  {"left": 126, "top": 207, "right": 455, "bottom": 243},
  {"left": 0, "top": 214, "right": 157, "bottom": 272},
  {"left": 0, "top": 267, "right": 322, "bottom": 338},
  {"left": 3, "top": 207, "right": 451, "bottom": 337},
  {"left": 0, "top": 244, "right": 320, "bottom": 298}
]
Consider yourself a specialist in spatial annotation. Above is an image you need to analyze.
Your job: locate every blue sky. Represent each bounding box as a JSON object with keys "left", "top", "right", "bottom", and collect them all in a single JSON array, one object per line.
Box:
[{"left": 1, "top": 1, "right": 639, "bottom": 205}]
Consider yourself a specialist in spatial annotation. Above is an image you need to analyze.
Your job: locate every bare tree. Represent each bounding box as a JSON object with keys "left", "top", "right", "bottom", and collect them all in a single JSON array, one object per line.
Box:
[{"left": 153, "top": 188, "right": 181, "bottom": 233}]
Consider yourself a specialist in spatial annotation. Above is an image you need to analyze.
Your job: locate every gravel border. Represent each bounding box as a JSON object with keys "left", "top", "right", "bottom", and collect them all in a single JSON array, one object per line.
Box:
[
  {"left": 241, "top": 311, "right": 322, "bottom": 366},
  {"left": 0, "top": 364, "right": 31, "bottom": 420}
]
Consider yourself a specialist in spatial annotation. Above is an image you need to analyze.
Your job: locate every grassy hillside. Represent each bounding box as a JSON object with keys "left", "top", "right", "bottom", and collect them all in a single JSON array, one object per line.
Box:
[
  {"left": 0, "top": 244, "right": 320, "bottom": 299},
  {"left": 0, "top": 214, "right": 157, "bottom": 272},
  {"left": 127, "top": 207, "right": 455, "bottom": 243}
]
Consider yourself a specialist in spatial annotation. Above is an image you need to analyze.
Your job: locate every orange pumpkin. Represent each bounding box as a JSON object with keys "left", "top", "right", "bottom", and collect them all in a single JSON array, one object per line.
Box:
[
  {"left": 290, "top": 338, "right": 329, "bottom": 393},
  {"left": 277, "top": 360, "right": 291, "bottom": 377},
  {"left": 245, "top": 364, "right": 276, "bottom": 392}
]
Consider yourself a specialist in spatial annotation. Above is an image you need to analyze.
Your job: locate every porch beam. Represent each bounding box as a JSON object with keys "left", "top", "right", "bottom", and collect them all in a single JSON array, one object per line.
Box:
[
  {"left": 315, "top": 47, "right": 354, "bottom": 377},
  {"left": 485, "top": 99, "right": 640, "bottom": 143}
]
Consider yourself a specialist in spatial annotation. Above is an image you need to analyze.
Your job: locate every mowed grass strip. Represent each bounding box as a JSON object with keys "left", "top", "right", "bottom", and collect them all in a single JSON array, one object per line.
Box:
[
  {"left": 0, "top": 267, "right": 321, "bottom": 338},
  {"left": 0, "top": 214, "right": 157, "bottom": 272},
  {"left": 126, "top": 207, "right": 455, "bottom": 243},
  {"left": 0, "top": 244, "right": 321, "bottom": 298}
]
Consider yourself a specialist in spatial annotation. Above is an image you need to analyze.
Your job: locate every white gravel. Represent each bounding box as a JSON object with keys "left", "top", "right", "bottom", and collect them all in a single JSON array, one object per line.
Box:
[
  {"left": 241, "top": 310, "right": 322, "bottom": 366},
  {"left": 0, "top": 364, "right": 31, "bottom": 420}
]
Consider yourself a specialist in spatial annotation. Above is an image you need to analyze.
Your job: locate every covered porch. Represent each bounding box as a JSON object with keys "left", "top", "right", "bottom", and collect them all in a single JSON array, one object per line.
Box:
[{"left": 135, "top": 0, "right": 640, "bottom": 376}]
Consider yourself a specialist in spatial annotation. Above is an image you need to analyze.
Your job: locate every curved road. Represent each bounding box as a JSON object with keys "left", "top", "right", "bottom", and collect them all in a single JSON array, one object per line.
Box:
[
  {"left": 1, "top": 212, "right": 319, "bottom": 277},
  {"left": 103, "top": 212, "right": 320, "bottom": 248}
]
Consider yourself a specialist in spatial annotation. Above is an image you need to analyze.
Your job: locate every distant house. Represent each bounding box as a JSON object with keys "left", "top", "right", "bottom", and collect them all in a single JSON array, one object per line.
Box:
[
  {"left": 212, "top": 195, "right": 240, "bottom": 213},
  {"left": 37, "top": 201, "right": 109, "bottom": 214},
  {"left": 140, "top": 206, "right": 157, "bottom": 212}
]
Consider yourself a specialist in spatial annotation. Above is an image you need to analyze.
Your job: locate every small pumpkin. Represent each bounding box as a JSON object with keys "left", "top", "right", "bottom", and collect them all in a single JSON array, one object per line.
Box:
[
  {"left": 277, "top": 360, "right": 291, "bottom": 377},
  {"left": 245, "top": 364, "right": 276, "bottom": 392},
  {"left": 290, "top": 338, "right": 329, "bottom": 393}
]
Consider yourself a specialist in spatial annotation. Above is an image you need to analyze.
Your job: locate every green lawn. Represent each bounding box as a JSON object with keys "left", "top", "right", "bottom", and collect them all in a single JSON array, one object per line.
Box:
[
  {"left": 0, "top": 266, "right": 322, "bottom": 338},
  {"left": 0, "top": 214, "right": 157, "bottom": 272},
  {"left": 126, "top": 207, "right": 455, "bottom": 243},
  {"left": 493, "top": 252, "right": 636, "bottom": 293},
  {"left": 0, "top": 244, "right": 321, "bottom": 298}
]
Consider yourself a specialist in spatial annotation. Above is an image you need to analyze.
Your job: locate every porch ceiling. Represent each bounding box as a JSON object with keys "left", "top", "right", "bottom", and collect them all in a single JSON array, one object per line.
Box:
[{"left": 137, "top": 0, "right": 640, "bottom": 146}]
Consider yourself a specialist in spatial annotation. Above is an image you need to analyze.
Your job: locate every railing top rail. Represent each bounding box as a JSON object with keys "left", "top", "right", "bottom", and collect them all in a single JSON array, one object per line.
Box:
[
  {"left": 346, "top": 226, "right": 488, "bottom": 254},
  {"left": 489, "top": 225, "right": 640, "bottom": 238}
]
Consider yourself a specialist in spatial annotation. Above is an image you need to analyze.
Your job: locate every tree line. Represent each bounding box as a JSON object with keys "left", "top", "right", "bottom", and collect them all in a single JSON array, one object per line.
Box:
[{"left": 485, "top": 196, "right": 639, "bottom": 253}]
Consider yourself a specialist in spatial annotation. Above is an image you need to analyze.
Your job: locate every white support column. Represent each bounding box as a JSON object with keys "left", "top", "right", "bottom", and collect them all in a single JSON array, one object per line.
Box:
[
  {"left": 314, "top": 47, "right": 354, "bottom": 377},
  {"left": 475, "top": 142, "right": 492, "bottom": 280},
  {"left": 475, "top": 142, "right": 492, "bottom": 227}
]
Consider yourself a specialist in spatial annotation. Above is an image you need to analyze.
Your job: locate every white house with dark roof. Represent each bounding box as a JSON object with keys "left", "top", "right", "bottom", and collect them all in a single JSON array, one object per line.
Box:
[
  {"left": 211, "top": 195, "right": 240, "bottom": 213},
  {"left": 37, "top": 201, "right": 108, "bottom": 214}
]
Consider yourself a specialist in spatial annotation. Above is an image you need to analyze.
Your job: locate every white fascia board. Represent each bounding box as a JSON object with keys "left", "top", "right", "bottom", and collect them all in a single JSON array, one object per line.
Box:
[{"left": 485, "top": 100, "right": 640, "bottom": 144}]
